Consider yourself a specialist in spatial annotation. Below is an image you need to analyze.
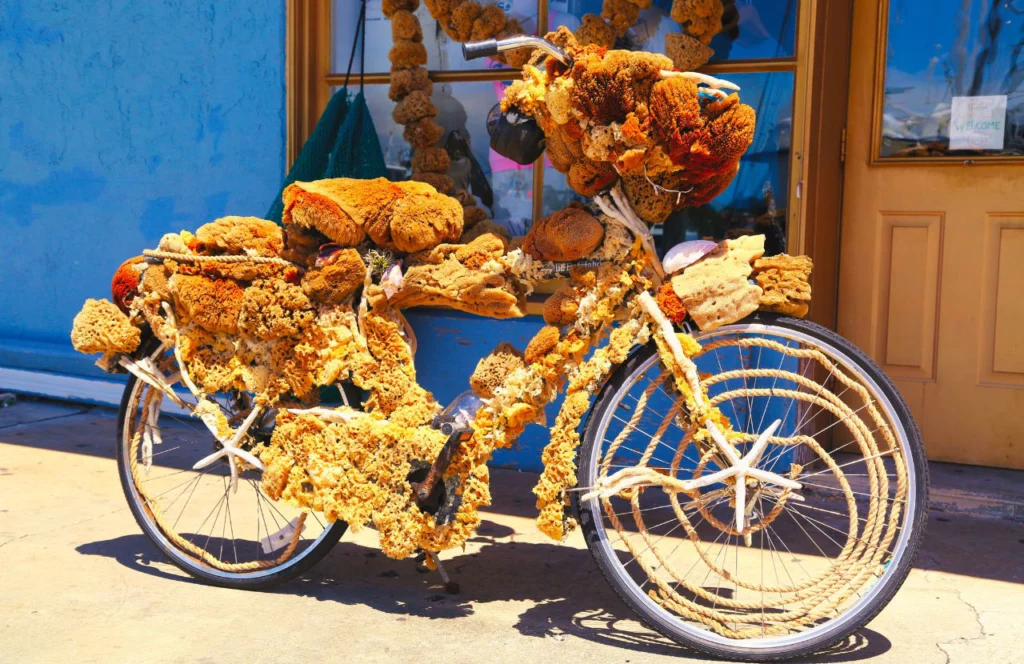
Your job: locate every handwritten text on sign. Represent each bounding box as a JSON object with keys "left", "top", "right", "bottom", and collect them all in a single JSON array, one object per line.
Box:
[{"left": 949, "top": 95, "right": 1007, "bottom": 151}]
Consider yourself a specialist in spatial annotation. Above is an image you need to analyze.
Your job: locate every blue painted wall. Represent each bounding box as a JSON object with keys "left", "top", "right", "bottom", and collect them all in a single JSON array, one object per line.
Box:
[{"left": 0, "top": 1, "right": 287, "bottom": 378}]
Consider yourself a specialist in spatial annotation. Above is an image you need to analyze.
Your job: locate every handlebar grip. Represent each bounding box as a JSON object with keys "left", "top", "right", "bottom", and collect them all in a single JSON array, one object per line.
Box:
[{"left": 462, "top": 39, "right": 499, "bottom": 61}]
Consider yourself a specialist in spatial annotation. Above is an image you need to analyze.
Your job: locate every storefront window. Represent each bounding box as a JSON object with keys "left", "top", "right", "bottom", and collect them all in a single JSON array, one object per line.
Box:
[
  {"left": 879, "top": 0, "right": 1024, "bottom": 159},
  {"left": 550, "top": 0, "right": 797, "bottom": 62},
  {"left": 358, "top": 82, "right": 536, "bottom": 236},
  {"left": 333, "top": 1, "right": 539, "bottom": 74},
  {"left": 326, "top": 0, "right": 799, "bottom": 245}
]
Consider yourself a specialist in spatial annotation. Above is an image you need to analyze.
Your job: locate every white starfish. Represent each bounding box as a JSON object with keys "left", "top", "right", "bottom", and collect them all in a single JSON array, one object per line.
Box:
[
  {"left": 192, "top": 406, "right": 265, "bottom": 493},
  {"left": 699, "top": 419, "right": 802, "bottom": 532}
]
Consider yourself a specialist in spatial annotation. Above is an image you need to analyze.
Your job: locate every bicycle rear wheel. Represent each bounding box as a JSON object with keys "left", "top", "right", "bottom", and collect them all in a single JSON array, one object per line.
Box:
[
  {"left": 576, "top": 313, "right": 928, "bottom": 661},
  {"left": 116, "top": 340, "right": 346, "bottom": 590}
]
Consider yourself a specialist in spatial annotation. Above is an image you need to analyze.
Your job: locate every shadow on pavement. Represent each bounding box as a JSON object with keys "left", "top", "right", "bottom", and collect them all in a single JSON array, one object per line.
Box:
[{"left": 77, "top": 524, "right": 891, "bottom": 663}]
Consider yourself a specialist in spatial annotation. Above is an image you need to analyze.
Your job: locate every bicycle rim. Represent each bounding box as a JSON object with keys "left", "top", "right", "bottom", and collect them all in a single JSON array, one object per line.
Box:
[{"left": 579, "top": 318, "right": 923, "bottom": 655}]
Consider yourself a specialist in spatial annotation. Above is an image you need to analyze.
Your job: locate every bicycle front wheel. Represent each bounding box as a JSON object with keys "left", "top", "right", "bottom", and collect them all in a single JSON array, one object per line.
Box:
[
  {"left": 576, "top": 313, "right": 928, "bottom": 661},
  {"left": 116, "top": 339, "right": 346, "bottom": 590}
]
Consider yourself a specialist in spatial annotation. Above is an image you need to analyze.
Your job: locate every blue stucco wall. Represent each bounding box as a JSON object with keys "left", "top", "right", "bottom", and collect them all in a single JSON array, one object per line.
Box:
[
  {"left": 0, "top": 2, "right": 558, "bottom": 470},
  {"left": 0, "top": 1, "right": 287, "bottom": 378}
]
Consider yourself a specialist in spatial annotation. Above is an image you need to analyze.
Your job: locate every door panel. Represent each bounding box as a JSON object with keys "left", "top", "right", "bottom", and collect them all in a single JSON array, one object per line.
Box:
[{"left": 839, "top": 0, "right": 1024, "bottom": 469}]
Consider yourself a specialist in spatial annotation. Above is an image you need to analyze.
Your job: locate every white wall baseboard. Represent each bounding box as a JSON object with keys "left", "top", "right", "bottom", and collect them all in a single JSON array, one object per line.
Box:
[{"left": 0, "top": 367, "right": 125, "bottom": 407}]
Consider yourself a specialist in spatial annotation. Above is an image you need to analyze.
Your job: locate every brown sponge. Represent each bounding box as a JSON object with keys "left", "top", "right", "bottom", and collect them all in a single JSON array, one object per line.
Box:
[
  {"left": 470, "top": 3, "right": 507, "bottom": 41},
  {"left": 753, "top": 254, "right": 813, "bottom": 317},
  {"left": 392, "top": 90, "right": 438, "bottom": 125},
  {"left": 543, "top": 287, "right": 581, "bottom": 326},
  {"left": 71, "top": 298, "right": 142, "bottom": 355},
  {"left": 389, "top": 40, "right": 428, "bottom": 68},
  {"left": 194, "top": 216, "right": 283, "bottom": 257},
  {"left": 525, "top": 325, "right": 561, "bottom": 364},
  {"left": 391, "top": 10, "right": 423, "bottom": 42},
  {"left": 410, "top": 170, "right": 454, "bottom": 195},
  {"left": 389, "top": 67, "right": 433, "bottom": 101},
  {"left": 301, "top": 248, "right": 366, "bottom": 305},
  {"left": 172, "top": 275, "right": 245, "bottom": 335},
  {"left": 382, "top": 0, "right": 419, "bottom": 19},
  {"left": 403, "top": 117, "right": 446, "bottom": 148},
  {"left": 523, "top": 207, "right": 605, "bottom": 262},
  {"left": 665, "top": 32, "right": 714, "bottom": 70},
  {"left": 411, "top": 147, "right": 451, "bottom": 173},
  {"left": 574, "top": 14, "right": 615, "bottom": 48},
  {"left": 470, "top": 342, "right": 526, "bottom": 398}
]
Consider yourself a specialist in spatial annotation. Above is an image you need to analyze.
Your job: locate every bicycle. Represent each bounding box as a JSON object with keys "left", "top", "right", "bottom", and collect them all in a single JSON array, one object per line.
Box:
[{"left": 73, "top": 35, "right": 928, "bottom": 662}]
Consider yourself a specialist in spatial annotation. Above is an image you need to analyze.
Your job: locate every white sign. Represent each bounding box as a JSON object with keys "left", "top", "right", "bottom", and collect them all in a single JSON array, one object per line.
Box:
[{"left": 949, "top": 95, "right": 1007, "bottom": 151}]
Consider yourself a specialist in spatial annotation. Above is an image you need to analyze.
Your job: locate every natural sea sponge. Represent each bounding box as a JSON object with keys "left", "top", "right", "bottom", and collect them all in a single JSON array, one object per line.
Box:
[
  {"left": 281, "top": 223, "right": 329, "bottom": 267},
  {"left": 301, "top": 248, "right": 366, "bottom": 305},
  {"left": 602, "top": 0, "right": 642, "bottom": 34},
  {"left": 172, "top": 274, "right": 244, "bottom": 335},
  {"left": 525, "top": 325, "right": 561, "bottom": 364},
  {"left": 389, "top": 67, "right": 433, "bottom": 101},
  {"left": 462, "top": 205, "right": 489, "bottom": 228},
  {"left": 670, "top": 235, "right": 764, "bottom": 330},
  {"left": 367, "top": 180, "right": 463, "bottom": 253},
  {"left": 470, "top": 342, "right": 526, "bottom": 399},
  {"left": 411, "top": 147, "right": 451, "bottom": 173},
  {"left": 470, "top": 3, "right": 507, "bottom": 41},
  {"left": 284, "top": 178, "right": 462, "bottom": 254},
  {"left": 523, "top": 207, "right": 605, "bottom": 261},
  {"left": 671, "top": 0, "right": 724, "bottom": 44},
  {"left": 382, "top": 0, "right": 419, "bottom": 18},
  {"left": 391, "top": 10, "right": 422, "bottom": 42},
  {"left": 655, "top": 282, "right": 687, "bottom": 323},
  {"left": 194, "top": 216, "right": 284, "bottom": 257},
  {"left": 403, "top": 117, "right": 446, "bottom": 148},
  {"left": 283, "top": 180, "right": 372, "bottom": 247},
  {"left": 410, "top": 171, "right": 454, "bottom": 195},
  {"left": 753, "top": 254, "right": 813, "bottom": 317},
  {"left": 451, "top": 1, "right": 483, "bottom": 41},
  {"left": 238, "top": 278, "right": 315, "bottom": 341},
  {"left": 392, "top": 90, "right": 437, "bottom": 125},
  {"left": 566, "top": 159, "right": 618, "bottom": 197},
  {"left": 543, "top": 286, "right": 580, "bottom": 326},
  {"left": 665, "top": 32, "right": 713, "bottom": 70},
  {"left": 461, "top": 219, "right": 509, "bottom": 244},
  {"left": 389, "top": 40, "right": 428, "bottom": 68},
  {"left": 386, "top": 236, "right": 525, "bottom": 318},
  {"left": 621, "top": 172, "right": 676, "bottom": 224},
  {"left": 575, "top": 13, "right": 615, "bottom": 47},
  {"left": 71, "top": 298, "right": 141, "bottom": 355},
  {"left": 111, "top": 257, "right": 144, "bottom": 314}
]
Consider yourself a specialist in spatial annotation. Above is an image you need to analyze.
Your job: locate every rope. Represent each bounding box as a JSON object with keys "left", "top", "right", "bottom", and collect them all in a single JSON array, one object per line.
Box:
[
  {"left": 595, "top": 332, "right": 908, "bottom": 638},
  {"left": 127, "top": 377, "right": 307, "bottom": 573},
  {"left": 143, "top": 249, "right": 299, "bottom": 268}
]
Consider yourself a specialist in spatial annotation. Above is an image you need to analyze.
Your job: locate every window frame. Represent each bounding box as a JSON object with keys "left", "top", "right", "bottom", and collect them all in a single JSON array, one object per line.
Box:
[{"left": 868, "top": 0, "right": 1024, "bottom": 166}]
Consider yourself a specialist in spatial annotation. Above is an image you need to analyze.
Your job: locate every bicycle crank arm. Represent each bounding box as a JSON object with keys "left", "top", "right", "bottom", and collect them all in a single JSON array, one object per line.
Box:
[{"left": 413, "top": 426, "right": 473, "bottom": 507}]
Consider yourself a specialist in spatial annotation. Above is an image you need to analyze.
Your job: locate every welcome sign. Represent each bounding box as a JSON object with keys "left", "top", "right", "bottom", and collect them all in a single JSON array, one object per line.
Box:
[{"left": 949, "top": 95, "right": 1008, "bottom": 151}]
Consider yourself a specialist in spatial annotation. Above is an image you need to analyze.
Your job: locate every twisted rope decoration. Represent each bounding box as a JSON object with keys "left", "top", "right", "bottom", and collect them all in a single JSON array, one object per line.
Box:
[
  {"left": 142, "top": 249, "right": 299, "bottom": 268},
  {"left": 597, "top": 336, "right": 908, "bottom": 638}
]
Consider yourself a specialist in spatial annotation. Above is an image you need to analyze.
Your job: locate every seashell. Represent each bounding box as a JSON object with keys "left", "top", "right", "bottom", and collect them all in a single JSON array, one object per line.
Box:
[
  {"left": 663, "top": 240, "right": 718, "bottom": 274},
  {"left": 381, "top": 260, "right": 405, "bottom": 300}
]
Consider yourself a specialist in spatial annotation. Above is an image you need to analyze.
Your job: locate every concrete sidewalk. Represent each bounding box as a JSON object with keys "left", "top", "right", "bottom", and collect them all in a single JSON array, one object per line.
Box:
[{"left": 0, "top": 400, "right": 1021, "bottom": 664}]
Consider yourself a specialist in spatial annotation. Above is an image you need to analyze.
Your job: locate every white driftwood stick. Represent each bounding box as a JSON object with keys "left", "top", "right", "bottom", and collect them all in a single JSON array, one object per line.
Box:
[
  {"left": 659, "top": 70, "right": 740, "bottom": 93},
  {"left": 637, "top": 291, "right": 703, "bottom": 408}
]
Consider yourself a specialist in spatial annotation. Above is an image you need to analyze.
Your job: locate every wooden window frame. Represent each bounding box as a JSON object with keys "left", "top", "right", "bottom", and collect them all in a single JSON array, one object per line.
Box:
[{"left": 868, "top": 0, "right": 1024, "bottom": 166}]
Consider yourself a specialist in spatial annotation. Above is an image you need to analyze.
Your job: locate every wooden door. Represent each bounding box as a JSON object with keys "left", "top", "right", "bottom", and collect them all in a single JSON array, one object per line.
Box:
[{"left": 838, "top": 0, "right": 1024, "bottom": 469}]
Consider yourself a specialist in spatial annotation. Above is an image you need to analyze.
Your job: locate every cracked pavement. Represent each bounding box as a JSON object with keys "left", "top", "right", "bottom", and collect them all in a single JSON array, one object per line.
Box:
[{"left": 0, "top": 400, "right": 1021, "bottom": 663}]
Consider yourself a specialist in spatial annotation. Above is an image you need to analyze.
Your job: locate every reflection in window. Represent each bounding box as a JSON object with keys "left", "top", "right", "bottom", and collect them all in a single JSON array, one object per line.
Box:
[
  {"left": 332, "top": 1, "right": 539, "bottom": 74},
  {"left": 549, "top": 0, "right": 797, "bottom": 62},
  {"left": 881, "top": 0, "right": 1024, "bottom": 158},
  {"left": 656, "top": 72, "right": 794, "bottom": 256},
  {"left": 359, "top": 82, "right": 535, "bottom": 237}
]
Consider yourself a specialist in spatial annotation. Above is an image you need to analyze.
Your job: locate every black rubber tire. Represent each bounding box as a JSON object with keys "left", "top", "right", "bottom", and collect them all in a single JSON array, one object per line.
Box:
[
  {"left": 574, "top": 312, "right": 930, "bottom": 661},
  {"left": 115, "top": 345, "right": 347, "bottom": 591}
]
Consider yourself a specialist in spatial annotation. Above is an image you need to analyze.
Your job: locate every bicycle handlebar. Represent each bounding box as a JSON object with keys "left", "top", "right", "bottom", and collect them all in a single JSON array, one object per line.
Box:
[{"left": 462, "top": 36, "right": 573, "bottom": 67}]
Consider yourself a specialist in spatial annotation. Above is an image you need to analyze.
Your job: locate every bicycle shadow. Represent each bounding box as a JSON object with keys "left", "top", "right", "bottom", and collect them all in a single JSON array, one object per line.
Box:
[{"left": 78, "top": 521, "right": 892, "bottom": 662}]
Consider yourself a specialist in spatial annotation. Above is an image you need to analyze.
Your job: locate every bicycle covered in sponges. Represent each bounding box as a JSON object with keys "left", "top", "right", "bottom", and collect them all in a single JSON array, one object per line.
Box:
[{"left": 71, "top": 34, "right": 927, "bottom": 661}]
